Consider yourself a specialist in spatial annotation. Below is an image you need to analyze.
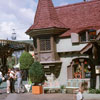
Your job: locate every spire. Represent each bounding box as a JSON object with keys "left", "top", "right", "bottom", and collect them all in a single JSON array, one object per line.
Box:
[{"left": 27, "top": 0, "right": 67, "bottom": 33}]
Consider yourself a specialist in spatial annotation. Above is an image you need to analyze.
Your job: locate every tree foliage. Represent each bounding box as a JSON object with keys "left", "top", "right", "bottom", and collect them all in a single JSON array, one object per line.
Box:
[
  {"left": 7, "top": 56, "right": 15, "bottom": 68},
  {"left": 19, "top": 51, "right": 34, "bottom": 70},
  {"left": 29, "top": 61, "right": 46, "bottom": 85}
]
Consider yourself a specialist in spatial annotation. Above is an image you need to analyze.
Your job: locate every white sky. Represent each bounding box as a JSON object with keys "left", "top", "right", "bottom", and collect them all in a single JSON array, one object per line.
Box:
[{"left": 0, "top": 0, "right": 85, "bottom": 40}]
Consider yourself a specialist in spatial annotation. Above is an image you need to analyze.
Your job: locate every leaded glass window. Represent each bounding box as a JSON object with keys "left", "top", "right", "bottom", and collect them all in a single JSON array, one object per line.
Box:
[{"left": 40, "top": 38, "right": 51, "bottom": 51}]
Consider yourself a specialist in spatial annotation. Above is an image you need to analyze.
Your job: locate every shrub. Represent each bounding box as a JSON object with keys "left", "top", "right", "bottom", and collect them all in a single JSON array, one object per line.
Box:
[
  {"left": 19, "top": 51, "right": 34, "bottom": 70},
  {"left": 89, "top": 88, "right": 100, "bottom": 94},
  {"left": 29, "top": 61, "right": 46, "bottom": 85}
]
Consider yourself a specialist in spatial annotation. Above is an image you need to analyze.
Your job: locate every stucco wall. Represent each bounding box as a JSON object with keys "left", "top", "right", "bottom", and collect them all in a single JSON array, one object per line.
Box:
[
  {"left": 56, "top": 38, "right": 88, "bottom": 85},
  {"left": 57, "top": 57, "right": 72, "bottom": 85},
  {"left": 57, "top": 56, "right": 87, "bottom": 85},
  {"left": 56, "top": 38, "right": 87, "bottom": 52}
]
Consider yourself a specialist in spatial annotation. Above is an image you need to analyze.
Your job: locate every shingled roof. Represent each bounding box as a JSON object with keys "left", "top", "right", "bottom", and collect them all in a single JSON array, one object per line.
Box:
[
  {"left": 26, "top": 0, "right": 67, "bottom": 33},
  {"left": 56, "top": 0, "right": 100, "bottom": 37},
  {"left": 26, "top": 0, "right": 100, "bottom": 37}
]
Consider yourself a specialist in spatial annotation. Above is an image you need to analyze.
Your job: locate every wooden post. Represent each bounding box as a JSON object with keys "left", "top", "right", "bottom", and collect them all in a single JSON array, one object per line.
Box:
[
  {"left": 37, "top": 37, "right": 40, "bottom": 61},
  {"left": 51, "top": 36, "right": 55, "bottom": 60},
  {"left": 81, "top": 62, "right": 85, "bottom": 79}
]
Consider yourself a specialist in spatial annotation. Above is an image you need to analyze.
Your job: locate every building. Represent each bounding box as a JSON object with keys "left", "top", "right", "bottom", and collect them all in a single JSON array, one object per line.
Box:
[{"left": 26, "top": 0, "right": 100, "bottom": 88}]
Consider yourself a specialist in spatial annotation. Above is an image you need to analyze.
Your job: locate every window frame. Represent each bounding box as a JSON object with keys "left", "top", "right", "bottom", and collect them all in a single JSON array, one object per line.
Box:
[
  {"left": 40, "top": 38, "right": 51, "bottom": 51},
  {"left": 79, "top": 29, "right": 96, "bottom": 43}
]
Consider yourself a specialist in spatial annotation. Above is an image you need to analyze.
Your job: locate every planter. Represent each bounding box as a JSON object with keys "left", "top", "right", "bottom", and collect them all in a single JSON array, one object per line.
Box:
[{"left": 32, "top": 86, "right": 43, "bottom": 94}]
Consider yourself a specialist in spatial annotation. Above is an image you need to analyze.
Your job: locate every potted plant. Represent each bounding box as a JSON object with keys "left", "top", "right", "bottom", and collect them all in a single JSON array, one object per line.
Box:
[{"left": 29, "top": 61, "right": 46, "bottom": 94}]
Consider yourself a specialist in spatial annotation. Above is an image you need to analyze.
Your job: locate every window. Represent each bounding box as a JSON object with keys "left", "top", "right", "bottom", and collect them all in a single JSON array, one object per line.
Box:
[
  {"left": 40, "top": 37, "right": 51, "bottom": 51},
  {"left": 73, "top": 59, "right": 91, "bottom": 79},
  {"left": 80, "top": 31, "right": 87, "bottom": 42},
  {"left": 84, "top": 64, "right": 91, "bottom": 78},
  {"left": 79, "top": 29, "right": 96, "bottom": 42},
  {"left": 73, "top": 64, "right": 82, "bottom": 79},
  {"left": 33, "top": 38, "right": 37, "bottom": 48},
  {"left": 88, "top": 29, "right": 96, "bottom": 40}
]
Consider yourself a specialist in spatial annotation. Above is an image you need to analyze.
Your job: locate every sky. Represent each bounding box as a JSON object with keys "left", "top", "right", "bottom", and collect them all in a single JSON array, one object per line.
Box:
[{"left": 0, "top": 0, "right": 85, "bottom": 40}]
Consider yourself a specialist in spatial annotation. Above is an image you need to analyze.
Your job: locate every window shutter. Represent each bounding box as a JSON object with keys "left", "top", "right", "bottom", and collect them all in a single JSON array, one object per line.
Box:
[{"left": 71, "top": 33, "right": 79, "bottom": 43}]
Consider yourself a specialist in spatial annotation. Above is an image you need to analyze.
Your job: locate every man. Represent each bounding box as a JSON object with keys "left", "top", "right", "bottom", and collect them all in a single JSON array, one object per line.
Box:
[{"left": 9, "top": 68, "right": 15, "bottom": 93}]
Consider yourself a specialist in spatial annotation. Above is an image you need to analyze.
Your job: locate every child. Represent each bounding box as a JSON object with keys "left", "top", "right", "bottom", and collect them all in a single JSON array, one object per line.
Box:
[
  {"left": 76, "top": 81, "right": 88, "bottom": 100},
  {"left": 76, "top": 88, "right": 84, "bottom": 100}
]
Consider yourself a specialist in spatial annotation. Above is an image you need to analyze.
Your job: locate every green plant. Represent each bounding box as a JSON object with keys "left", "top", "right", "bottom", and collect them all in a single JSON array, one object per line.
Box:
[
  {"left": 60, "top": 85, "right": 65, "bottom": 89},
  {"left": 89, "top": 88, "right": 100, "bottom": 94},
  {"left": 29, "top": 61, "right": 46, "bottom": 85},
  {"left": 7, "top": 56, "right": 15, "bottom": 68},
  {"left": 19, "top": 51, "right": 34, "bottom": 70}
]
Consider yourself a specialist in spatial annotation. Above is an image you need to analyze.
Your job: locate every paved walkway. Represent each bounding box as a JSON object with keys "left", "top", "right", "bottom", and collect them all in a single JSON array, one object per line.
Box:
[
  {"left": 0, "top": 82, "right": 8, "bottom": 100},
  {"left": 2, "top": 93, "right": 100, "bottom": 100},
  {"left": 0, "top": 82, "right": 100, "bottom": 100},
  {"left": 3, "top": 93, "right": 76, "bottom": 100}
]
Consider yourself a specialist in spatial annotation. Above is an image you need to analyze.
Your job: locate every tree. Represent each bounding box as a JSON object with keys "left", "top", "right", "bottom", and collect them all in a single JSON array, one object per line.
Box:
[{"left": 19, "top": 51, "right": 34, "bottom": 70}]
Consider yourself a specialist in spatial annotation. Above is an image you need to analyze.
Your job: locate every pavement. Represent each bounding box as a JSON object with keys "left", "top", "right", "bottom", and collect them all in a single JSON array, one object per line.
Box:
[
  {"left": 0, "top": 92, "right": 99, "bottom": 100},
  {"left": 0, "top": 82, "right": 100, "bottom": 100},
  {"left": 0, "top": 82, "right": 8, "bottom": 100},
  {"left": 0, "top": 91, "right": 8, "bottom": 100}
]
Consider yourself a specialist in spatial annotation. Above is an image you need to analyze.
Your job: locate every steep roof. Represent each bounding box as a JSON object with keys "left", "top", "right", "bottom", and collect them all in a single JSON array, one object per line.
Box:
[
  {"left": 55, "top": 0, "right": 100, "bottom": 37},
  {"left": 26, "top": 0, "right": 66, "bottom": 33},
  {"left": 26, "top": 0, "right": 100, "bottom": 37}
]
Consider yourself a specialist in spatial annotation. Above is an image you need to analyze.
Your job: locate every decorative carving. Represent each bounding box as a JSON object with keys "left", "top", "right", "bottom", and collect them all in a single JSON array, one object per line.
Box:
[{"left": 42, "top": 56, "right": 50, "bottom": 61}]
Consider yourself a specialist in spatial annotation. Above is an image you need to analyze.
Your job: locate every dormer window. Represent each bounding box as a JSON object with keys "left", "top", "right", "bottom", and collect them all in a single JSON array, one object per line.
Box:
[{"left": 79, "top": 29, "right": 96, "bottom": 43}]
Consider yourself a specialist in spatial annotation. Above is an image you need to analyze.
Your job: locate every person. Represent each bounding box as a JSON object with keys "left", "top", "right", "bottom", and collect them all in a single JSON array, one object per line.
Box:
[
  {"left": 0, "top": 70, "right": 5, "bottom": 93},
  {"left": 6, "top": 72, "right": 10, "bottom": 93},
  {"left": 15, "top": 68, "right": 22, "bottom": 93},
  {"left": 76, "top": 88, "right": 84, "bottom": 100},
  {"left": 0, "top": 70, "right": 4, "bottom": 84},
  {"left": 76, "top": 81, "right": 88, "bottom": 100},
  {"left": 0, "top": 71, "right": 3, "bottom": 84},
  {"left": 9, "top": 68, "right": 15, "bottom": 93}
]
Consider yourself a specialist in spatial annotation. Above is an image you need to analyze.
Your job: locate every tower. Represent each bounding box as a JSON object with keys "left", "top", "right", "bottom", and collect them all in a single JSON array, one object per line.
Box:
[{"left": 26, "top": 0, "right": 68, "bottom": 78}]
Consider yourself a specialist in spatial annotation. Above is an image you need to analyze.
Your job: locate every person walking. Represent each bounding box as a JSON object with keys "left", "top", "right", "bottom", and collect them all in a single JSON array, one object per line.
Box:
[{"left": 15, "top": 68, "right": 22, "bottom": 93}]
